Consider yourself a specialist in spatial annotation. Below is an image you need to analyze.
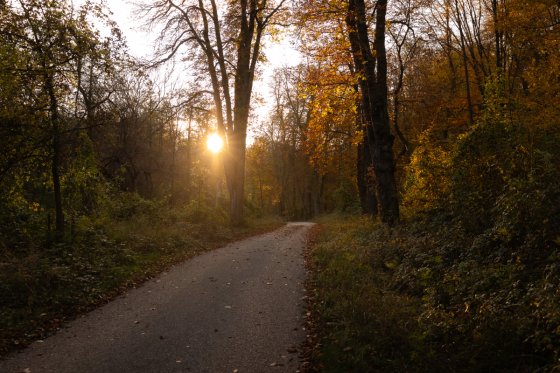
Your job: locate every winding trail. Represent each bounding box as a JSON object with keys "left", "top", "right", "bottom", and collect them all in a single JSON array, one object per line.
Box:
[{"left": 0, "top": 222, "right": 314, "bottom": 373}]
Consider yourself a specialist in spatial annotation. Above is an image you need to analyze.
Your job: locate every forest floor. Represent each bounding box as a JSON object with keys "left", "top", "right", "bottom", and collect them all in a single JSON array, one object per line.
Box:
[{"left": 0, "top": 223, "right": 313, "bottom": 373}]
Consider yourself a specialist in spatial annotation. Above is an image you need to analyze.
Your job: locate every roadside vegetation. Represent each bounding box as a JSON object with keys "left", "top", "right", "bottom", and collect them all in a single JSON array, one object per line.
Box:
[{"left": 308, "top": 210, "right": 559, "bottom": 372}]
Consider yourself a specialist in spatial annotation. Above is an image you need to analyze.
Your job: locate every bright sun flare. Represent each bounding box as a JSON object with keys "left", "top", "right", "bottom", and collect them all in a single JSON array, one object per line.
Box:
[{"left": 207, "top": 133, "right": 224, "bottom": 154}]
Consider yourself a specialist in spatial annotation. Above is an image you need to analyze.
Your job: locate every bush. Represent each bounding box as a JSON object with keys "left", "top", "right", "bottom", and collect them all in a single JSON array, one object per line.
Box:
[
  {"left": 310, "top": 210, "right": 560, "bottom": 372},
  {"left": 180, "top": 200, "right": 229, "bottom": 225},
  {"left": 103, "top": 192, "right": 160, "bottom": 220}
]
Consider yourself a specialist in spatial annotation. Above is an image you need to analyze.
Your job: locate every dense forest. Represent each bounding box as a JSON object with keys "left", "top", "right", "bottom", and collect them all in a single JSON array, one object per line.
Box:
[{"left": 1, "top": 0, "right": 559, "bottom": 370}]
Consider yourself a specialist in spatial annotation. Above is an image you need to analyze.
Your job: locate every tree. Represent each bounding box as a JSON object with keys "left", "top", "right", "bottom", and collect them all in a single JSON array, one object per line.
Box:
[
  {"left": 266, "top": 66, "right": 319, "bottom": 218},
  {"left": 142, "top": 0, "right": 286, "bottom": 225},
  {"left": 297, "top": 0, "right": 376, "bottom": 215},
  {"left": 387, "top": 0, "right": 422, "bottom": 159},
  {"left": 0, "top": 0, "right": 119, "bottom": 237},
  {"left": 346, "top": 0, "right": 400, "bottom": 225}
]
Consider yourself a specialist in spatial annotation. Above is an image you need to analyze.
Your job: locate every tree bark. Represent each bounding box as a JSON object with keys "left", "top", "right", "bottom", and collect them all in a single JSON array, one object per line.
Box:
[
  {"left": 45, "top": 74, "right": 64, "bottom": 237},
  {"left": 491, "top": 0, "right": 503, "bottom": 70},
  {"left": 227, "top": 0, "right": 254, "bottom": 226},
  {"left": 227, "top": 0, "right": 272, "bottom": 225},
  {"left": 356, "top": 103, "right": 378, "bottom": 215},
  {"left": 346, "top": 0, "right": 400, "bottom": 225}
]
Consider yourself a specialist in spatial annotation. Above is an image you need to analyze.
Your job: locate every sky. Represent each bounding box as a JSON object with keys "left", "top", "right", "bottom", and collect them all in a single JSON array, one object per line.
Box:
[{"left": 97, "top": 0, "right": 301, "bottom": 131}]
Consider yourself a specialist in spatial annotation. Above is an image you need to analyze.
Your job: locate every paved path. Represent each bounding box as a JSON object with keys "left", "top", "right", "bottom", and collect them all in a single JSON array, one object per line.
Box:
[{"left": 0, "top": 222, "right": 314, "bottom": 373}]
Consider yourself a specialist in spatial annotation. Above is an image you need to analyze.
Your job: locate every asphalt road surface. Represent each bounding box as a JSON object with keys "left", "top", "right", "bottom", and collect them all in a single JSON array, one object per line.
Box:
[{"left": 0, "top": 222, "right": 314, "bottom": 373}]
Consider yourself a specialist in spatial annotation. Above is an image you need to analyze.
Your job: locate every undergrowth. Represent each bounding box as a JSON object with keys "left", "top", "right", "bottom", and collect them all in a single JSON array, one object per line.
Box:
[{"left": 307, "top": 213, "right": 560, "bottom": 372}]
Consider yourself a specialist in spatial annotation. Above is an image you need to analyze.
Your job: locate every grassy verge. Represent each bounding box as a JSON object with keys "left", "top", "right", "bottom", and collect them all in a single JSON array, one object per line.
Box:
[
  {"left": 305, "top": 215, "right": 423, "bottom": 372},
  {"left": 306, "top": 214, "right": 560, "bottom": 372},
  {"left": 0, "top": 201, "right": 284, "bottom": 357}
]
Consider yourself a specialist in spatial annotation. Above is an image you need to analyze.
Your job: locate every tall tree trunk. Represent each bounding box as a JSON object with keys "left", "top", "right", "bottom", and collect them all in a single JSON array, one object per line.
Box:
[
  {"left": 356, "top": 104, "right": 378, "bottom": 215},
  {"left": 227, "top": 0, "right": 266, "bottom": 226},
  {"left": 52, "top": 122, "right": 64, "bottom": 236},
  {"left": 46, "top": 75, "right": 64, "bottom": 237},
  {"left": 372, "top": 0, "right": 400, "bottom": 225},
  {"left": 346, "top": 0, "right": 400, "bottom": 225},
  {"left": 491, "top": 0, "right": 503, "bottom": 71},
  {"left": 227, "top": 129, "right": 247, "bottom": 225},
  {"left": 454, "top": 0, "right": 475, "bottom": 125},
  {"left": 229, "top": 26, "right": 252, "bottom": 225}
]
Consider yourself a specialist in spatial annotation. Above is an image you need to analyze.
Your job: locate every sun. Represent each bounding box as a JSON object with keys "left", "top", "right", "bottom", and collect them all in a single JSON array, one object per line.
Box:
[{"left": 207, "top": 133, "right": 224, "bottom": 154}]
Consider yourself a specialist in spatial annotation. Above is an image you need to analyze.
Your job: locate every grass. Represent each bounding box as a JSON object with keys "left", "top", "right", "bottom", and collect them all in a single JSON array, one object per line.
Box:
[
  {"left": 305, "top": 214, "right": 423, "bottom": 372},
  {"left": 0, "top": 205, "right": 284, "bottom": 357}
]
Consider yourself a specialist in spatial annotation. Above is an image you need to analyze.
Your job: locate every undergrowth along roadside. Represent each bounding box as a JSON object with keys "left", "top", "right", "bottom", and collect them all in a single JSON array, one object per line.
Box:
[
  {"left": 305, "top": 215, "right": 422, "bottom": 373},
  {"left": 306, "top": 214, "right": 560, "bottom": 372},
  {"left": 0, "top": 198, "right": 284, "bottom": 357}
]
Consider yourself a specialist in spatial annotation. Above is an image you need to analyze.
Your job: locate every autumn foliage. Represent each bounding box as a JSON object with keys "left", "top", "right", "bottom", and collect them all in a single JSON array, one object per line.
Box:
[
  {"left": 299, "top": 0, "right": 560, "bottom": 370},
  {"left": 1, "top": 0, "right": 559, "bottom": 369}
]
